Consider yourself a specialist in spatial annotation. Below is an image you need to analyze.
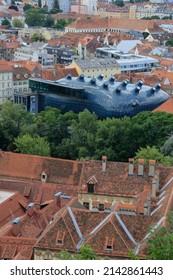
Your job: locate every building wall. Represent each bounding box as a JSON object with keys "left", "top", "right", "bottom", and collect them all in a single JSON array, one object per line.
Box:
[
  {"left": 81, "top": 0, "right": 97, "bottom": 15},
  {"left": 0, "top": 71, "right": 13, "bottom": 105},
  {"left": 78, "top": 193, "right": 135, "bottom": 211},
  {"left": 66, "top": 60, "right": 121, "bottom": 78},
  {"left": 71, "top": 4, "right": 88, "bottom": 14},
  {"left": 59, "top": 0, "right": 70, "bottom": 13}
]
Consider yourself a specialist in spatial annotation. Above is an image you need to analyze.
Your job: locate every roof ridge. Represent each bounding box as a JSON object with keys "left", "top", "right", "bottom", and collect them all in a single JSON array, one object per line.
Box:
[{"left": 114, "top": 212, "right": 137, "bottom": 245}]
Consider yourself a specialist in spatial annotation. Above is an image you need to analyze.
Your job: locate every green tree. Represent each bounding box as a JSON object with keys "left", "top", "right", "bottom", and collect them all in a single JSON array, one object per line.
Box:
[
  {"left": 1, "top": 19, "right": 11, "bottom": 28},
  {"left": 54, "top": 18, "right": 67, "bottom": 29},
  {"left": 0, "top": 101, "right": 33, "bottom": 150},
  {"left": 165, "top": 38, "right": 173, "bottom": 47},
  {"left": 95, "top": 117, "right": 132, "bottom": 161},
  {"left": 12, "top": 18, "right": 24, "bottom": 28},
  {"left": 58, "top": 250, "right": 73, "bottom": 260},
  {"left": 58, "top": 245, "right": 98, "bottom": 260},
  {"left": 44, "top": 15, "right": 54, "bottom": 27},
  {"left": 66, "top": 109, "right": 98, "bottom": 160},
  {"left": 161, "top": 135, "right": 173, "bottom": 157},
  {"left": 33, "top": 107, "right": 77, "bottom": 157},
  {"left": 25, "top": 8, "right": 45, "bottom": 27},
  {"left": 77, "top": 245, "right": 98, "bottom": 260},
  {"left": 23, "top": 4, "right": 32, "bottom": 12},
  {"left": 14, "top": 134, "right": 50, "bottom": 156},
  {"left": 130, "top": 111, "right": 173, "bottom": 152},
  {"left": 147, "top": 213, "right": 173, "bottom": 260},
  {"left": 135, "top": 146, "right": 173, "bottom": 166},
  {"left": 31, "top": 33, "right": 45, "bottom": 42}
]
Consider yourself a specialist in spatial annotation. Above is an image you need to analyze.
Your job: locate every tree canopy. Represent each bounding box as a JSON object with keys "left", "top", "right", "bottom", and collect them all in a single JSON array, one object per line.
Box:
[
  {"left": 14, "top": 134, "right": 51, "bottom": 157},
  {"left": 25, "top": 8, "right": 45, "bottom": 27},
  {"left": 1, "top": 102, "right": 173, "bottom": 164},
  {"left": 12, "top": 18, "right": 24, "bottom": 28},
  {"left": 135, "top": 146, "right": 173, "bottom": 166},
  {"left": 147, "top": 213, "right": 173, "bottom": 260}
]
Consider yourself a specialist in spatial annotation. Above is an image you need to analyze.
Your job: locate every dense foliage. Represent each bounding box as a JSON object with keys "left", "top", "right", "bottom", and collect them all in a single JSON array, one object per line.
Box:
[
  {"left": 147, "top": 213, "right": 173, "bottom": 260},
  {"left": 58, "top": 245, "right": 98, "bottom": 260},
  {"left": 1, "top": 102, "right": 173, "bottom": 162},
  {"left": 24, "top": 6, "right": 74, "bottom": 28}
]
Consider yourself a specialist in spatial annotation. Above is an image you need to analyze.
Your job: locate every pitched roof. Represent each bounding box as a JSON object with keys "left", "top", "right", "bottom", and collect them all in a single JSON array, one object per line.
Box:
[
  {"left": 153, "top": 94, "right": 173, "bottom": 114},
  {"left": 0, "top": 191, "right": 27, "bottom": 228},
  {"left": 66, "top": 18, "right": 164, "bottom": 33},
  {"left": 0, "top": 59, "right": 13, "bottom": 72},
  {"left": 79, "top": 160, "right": 173, "bottom": 197},
  {"left": 0, "top": 152, "right": 82, "bottom": 187}
]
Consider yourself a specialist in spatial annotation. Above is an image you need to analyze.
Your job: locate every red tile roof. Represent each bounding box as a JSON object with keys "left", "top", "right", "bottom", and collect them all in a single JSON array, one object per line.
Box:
[
  {"left": 0, "top": 152, "right": 82, "bottom": 186},
  {"left": 0, "top": 191, "right": 27, "bottom": 228},
  {"left": 153, "top": 95, "right": 173, "bottom": 114},
  {"left": 79, "top": 160, "right": 173, "bottom": 197},
  {"left": 66, "top": 18, "right": 164, "bottom": 33},
  {"left": 0, "top": 59, "right": 13, "bottom": 72}
]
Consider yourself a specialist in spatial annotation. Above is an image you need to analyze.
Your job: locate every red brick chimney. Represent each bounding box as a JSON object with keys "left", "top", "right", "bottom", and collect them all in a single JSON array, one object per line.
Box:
[
  {"left": 148, "top": 160, "right": 156, "bottom": 177},
  {"left": 138, "top": 159, "right": 144, "bottom": 176},
  {"left": 128, "top": 158, "right": 134, "bottom": 175},
  {"left": 102, "top": 156, "right": 107, "bottom": 173}
]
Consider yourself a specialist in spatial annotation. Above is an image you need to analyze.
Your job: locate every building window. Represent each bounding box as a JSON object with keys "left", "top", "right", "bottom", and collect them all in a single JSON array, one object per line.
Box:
[
  {"left": 106, "top": 245, "right": 113, "bottom": 250},
  {"left": 83, "top": 202, "right": 89, "bottom": 210},
  {"left": 99, "top": 204, "right": 104, "bottom": 211},
  {"left": 88, "top": 183, "right": 94, "bottom": 193},
  {"left": 105, "top": 237, "right": 114, "bottom": 251},
  {"left": 56, "top": 230, "right": 65, "bottom": 245}
]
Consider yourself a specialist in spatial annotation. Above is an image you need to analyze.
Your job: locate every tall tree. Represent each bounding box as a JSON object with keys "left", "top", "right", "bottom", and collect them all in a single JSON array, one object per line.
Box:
[
  {"left": 0, "top": 101, "right": 33, "bottom": 150},
  {"left": 14, "top": 134, "right": 51, "bottom": 156},
  {"left": 135, "top": 146, "right": 173, "bottom": 166},
  {"left": 25, "top": 8, "right": 45, "bottom": 27}
]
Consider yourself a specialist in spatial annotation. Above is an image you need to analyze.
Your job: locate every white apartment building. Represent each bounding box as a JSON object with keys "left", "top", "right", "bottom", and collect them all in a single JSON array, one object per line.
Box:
[
  {"left": 0, "top": 60, "right": 13, "bottom": 105},
  {"left": 96, "top": 47, "right": 159, "bottom": 73},
  {"left": 81, "top": 0, "right": 97, "bottom": 14},
  {"left": 59, "top": 0, "right": 70, "bottom": 13},
  {"left": 14, "top": 46, "right": 55, "bottom": 67}
]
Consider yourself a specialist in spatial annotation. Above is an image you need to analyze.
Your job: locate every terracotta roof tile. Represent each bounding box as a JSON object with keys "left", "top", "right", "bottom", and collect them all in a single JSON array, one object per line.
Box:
[{"left": 0, "top": 152, "right": 82, "bottom": 187}]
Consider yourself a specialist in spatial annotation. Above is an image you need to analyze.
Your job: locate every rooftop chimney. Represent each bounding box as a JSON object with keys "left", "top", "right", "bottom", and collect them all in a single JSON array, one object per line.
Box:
[
  {"left": 148, "top": 160, "right": 156, "bottom": 176},
  {"left": 12, "top": 217, "right": 21, "bottom": 236},
  {"left": 54, "top": 192, "right": 62, "bottom": 208},
  {"left": 152, "top": 172, "right": 159, "bottom": 197},
  {"left": 102, "top": 156, "right": 107, "bottom": 173},
  {"left": 138, "top": 159, "right": 144, "bottom": 176},
  {"left": 143, "top": 195, "right": 151, "bottom": 216},
  {"left": 128, "top": 158, "right": 134, "bottom": 175},
  {"left": 27, "top": 202, "right": 35, "bottom": 217}
]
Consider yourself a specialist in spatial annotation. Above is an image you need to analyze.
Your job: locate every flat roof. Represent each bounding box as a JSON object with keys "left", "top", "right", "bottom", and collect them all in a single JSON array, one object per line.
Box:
[{"left": 0, "top": 191, "right": 15, "bottom": 204}]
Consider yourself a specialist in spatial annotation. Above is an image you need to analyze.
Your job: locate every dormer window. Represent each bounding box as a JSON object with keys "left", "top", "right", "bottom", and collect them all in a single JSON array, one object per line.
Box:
[
  {"left": 56, "top": 230, "right": 65, "bottom": 245},
  {"left": 41, "top": 171, "right": 47, "bottom": 182},
  {"left": 88, "top": 182, "right": 94, "bottom": 193},
  {"left": 87, "top": 176, "right": 98, "bottom": 193},
  {"left": 105, "top": 237, "right": 114, "bottom": 251}
]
